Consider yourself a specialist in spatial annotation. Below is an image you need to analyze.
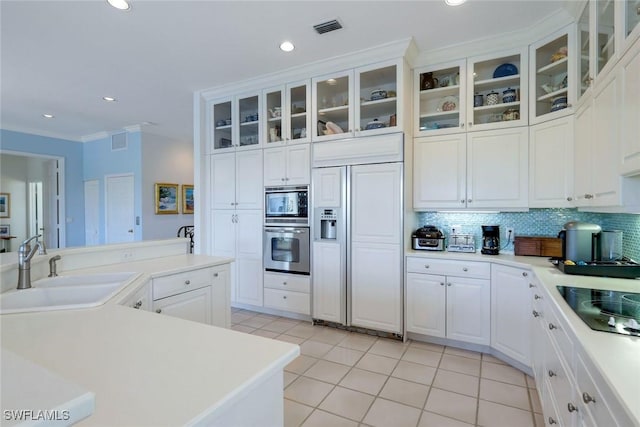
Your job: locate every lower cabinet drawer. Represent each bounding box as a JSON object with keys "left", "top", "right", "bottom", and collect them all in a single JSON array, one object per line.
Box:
[
  {"left": 264, "top": 272, "right": 310, "bottom": 293},
  {"left": 264, "top": 288, "right": 310, "bottom": 315},
  {"left": 153, "top": 267, "right": 212, "bottom": 300},
  {"left": 406, "top": 257, "right": 490, "bottom": 279}
]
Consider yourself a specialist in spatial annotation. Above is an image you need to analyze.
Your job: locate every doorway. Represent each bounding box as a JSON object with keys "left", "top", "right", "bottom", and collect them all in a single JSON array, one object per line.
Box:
[{"left": 105, "top": 174, "right": 135, "bottom": 244}]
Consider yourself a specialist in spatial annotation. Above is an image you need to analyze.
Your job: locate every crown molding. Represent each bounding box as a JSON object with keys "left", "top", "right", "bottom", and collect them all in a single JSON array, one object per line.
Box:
[{"left": 0, "top": 125, "right": 83, "bottom": 143}]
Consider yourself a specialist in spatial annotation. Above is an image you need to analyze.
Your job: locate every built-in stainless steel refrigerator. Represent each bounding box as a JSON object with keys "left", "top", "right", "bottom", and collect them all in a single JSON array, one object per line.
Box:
[{"left": 311, "top": 162, "right": 403, "bottom": 335}]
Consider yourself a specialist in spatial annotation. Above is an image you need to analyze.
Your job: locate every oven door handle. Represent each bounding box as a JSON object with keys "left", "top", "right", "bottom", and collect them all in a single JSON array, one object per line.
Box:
[{"left": 265, "top": 228, "right": 306, "bottom": 234}]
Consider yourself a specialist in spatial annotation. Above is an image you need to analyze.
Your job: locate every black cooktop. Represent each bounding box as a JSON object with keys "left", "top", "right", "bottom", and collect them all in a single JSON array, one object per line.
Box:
[{"left": 557, "top": 286, "right": 640, "bottom": 336}]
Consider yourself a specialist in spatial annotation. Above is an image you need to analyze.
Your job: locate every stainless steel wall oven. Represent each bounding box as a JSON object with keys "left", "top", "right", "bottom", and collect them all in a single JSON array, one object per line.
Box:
[{"left": 264, "top": 227, "right": 310, "bottom": 275}]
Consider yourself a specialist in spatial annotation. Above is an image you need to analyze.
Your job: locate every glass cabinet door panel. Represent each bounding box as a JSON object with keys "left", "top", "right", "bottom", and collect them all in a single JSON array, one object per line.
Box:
[
  {"left": 417, "top": 64, "right": 462, "bottom": 133},
  {"left": 358, "top": 64, "right": 397, "bottom": 132},
  {"left": 265, "top": 88, "right": 283, "bottom": 144},
  {"left": 238, "top": 94, "right": 260, "bottom": 147},
  {"left": 625, "top": 0, "right": 640, "bottom": 41},
  {"left": 213, "top": 100, "right": 233, "bottom": 150},
  {"left": 596, "top": 0, "right": 615, "bottom": 76},
  {"left": 533, "top": 33, "right": 569, "bottom": 118},
  {"left": 578, "top": 3, "right": 591, "bottom": 98},
  {"left": 316, "top": 75, "right": 350, "bottom": 137},
  {"left": 289, "top": 83, "right": 309, "bottom": 142}
]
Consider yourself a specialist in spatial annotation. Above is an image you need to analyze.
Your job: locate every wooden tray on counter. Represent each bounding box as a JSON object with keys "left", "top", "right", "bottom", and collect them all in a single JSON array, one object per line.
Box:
[{"left": 514, "top": 236, "right": 562, "bottom": 257}]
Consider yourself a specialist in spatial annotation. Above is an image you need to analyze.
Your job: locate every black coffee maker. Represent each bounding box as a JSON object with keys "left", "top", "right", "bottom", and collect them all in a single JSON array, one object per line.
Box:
[{"left": 481, "top": 225, "right": 500, "bottom": 255}]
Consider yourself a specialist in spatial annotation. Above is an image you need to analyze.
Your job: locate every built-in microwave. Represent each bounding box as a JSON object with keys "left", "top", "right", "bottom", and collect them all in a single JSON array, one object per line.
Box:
[{"left": 264, "top": 185, "right": 308, "bottom": 226}]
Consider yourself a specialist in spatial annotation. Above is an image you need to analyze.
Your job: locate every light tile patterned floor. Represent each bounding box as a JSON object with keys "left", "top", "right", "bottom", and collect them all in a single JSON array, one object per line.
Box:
[{"left": 231, "top": 308, "right": 543, "bottom": 427}]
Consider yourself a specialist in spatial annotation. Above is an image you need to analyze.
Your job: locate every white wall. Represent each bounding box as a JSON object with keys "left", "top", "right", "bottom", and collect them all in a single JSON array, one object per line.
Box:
[{"left": 141, "top": 131, "right": 194, "bottom": 240}]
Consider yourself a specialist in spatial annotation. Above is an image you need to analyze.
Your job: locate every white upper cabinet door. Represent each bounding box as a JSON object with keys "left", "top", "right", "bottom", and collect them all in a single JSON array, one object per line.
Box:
[
  {"left": 287, "top": 80, "right": 312, "bottom": 144},
  {"left": 211, "top": 153, "right": 236, "bottom": 210},
  {"left": 573, "top": 100, "right": 593, "bottom": 206},
  {"left": 355, "top": 60, "right": 402, "bottom": 137},
  {"left": 286, "top": 144, "right": 311, "bottom": 185},
  {"left": 263, "top": 147, "right": 287, "bottom": 186},
  {"left": 350, "top": 162, "right": 402, "bottom": 245},
  {"left": 620, "top": 38, "right": 640, "bottom": 176},
  {"left": 235, "top": 149, "right": 263, "bottom": 209},
  {"left": 413, "top": 134, "right": 467, "bottom": 210},
  {"left": 312, "top": 167, "right": 344, "bottom": 208},
  {"left": 529, "top": 116, "right": 575, "bottom": 207},
  {"left": 466, "top": 127, "right": 529, "bottom": 208}
]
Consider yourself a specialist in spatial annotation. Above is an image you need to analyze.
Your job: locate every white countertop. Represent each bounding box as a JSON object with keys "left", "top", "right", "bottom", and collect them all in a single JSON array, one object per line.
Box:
[
  {"left": 1, "top": 254, "right": 299, "bottom": 426},
  {"left": 406, "top": 249, "right": 640, "bottom": 424}
]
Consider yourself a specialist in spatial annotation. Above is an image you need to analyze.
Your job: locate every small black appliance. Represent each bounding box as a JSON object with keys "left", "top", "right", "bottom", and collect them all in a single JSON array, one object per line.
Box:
[
  {"left": 481, "top": 225, "right": 500, "bottom": 255},
  {"left": 412, "top": 226, "right": 445, "bottom": 251}
]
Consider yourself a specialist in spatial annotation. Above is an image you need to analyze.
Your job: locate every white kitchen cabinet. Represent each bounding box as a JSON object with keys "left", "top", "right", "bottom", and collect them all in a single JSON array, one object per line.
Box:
[
  {"left": 211, "top": 150, "right": 263, "bottom": 210},
  {"left": 210, "top": 93, "right": 261, "bottom": 153},
  {"left": 311, "top": 167, "right": 343, "bottom": 208},
  {"left": 414, "top": 59, "right": 467, "bottom": 136},
  {"left": 490, "top": 265, "right": 532, "bottom": 368},
  {"left": 211, "top": 263, "right": 231, "bottom": 328},
  {"left": 414, "top": 127, "right": 528, "bottom": 210},
  {"left": 529, "top": 25, "right": 575, "bottom": 123},
  {"left": 263, "top": 272, "right": 311, "bottom": 315},
  {"left": 312, "top": 59, "right": 403, "bottom": 141},
  {"left": 620, "top": 37, "right": 640, "bottom": 175},
  {"left": 263, "top": 144, "right": 310, "bottom": 186},
  {"left": 622, "top": 0, "right": 640, "bottom": 52},
  {"left": 121, "top": 282, "right": 152, "bottom": 311},
  {"left": 154, "top": 286, "right": 212, "bottom": 325},
  {"left": 529, "top": 116, "right": 575, "bottom": 207},
  {"left": 212, "top": 210, "right": 263, "bottom": 307},
  {"left": 312, "top": 241, "right": 344, "bottom": 324},
  {"left": 263, "top": 79, "right": 311, "bottom": 145},
  {"left": 406, "top": 257, "right": 491, "bottom": 346}
]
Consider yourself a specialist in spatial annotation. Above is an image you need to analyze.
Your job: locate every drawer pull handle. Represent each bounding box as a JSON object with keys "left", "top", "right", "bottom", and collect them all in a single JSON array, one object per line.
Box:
[
  {"left": 214, "top": 273, "right": 219, "bottom": 277},
  {"left": 283, "top": 296, "right": 287, "bottom": 299},
  {"left": 548, "top": 417, "right": 557, "bottom": 425},
  {"left": 462, "top": 267, "right": 468, "bottom": 272},
  {"left": 534, "top": 294, "right": 541, "bottom": 300},
  {"left": 532, "top": 310, "right": 540, "bottom": 318},
  {"left": 548, "top": 369, "right": 556, "bottom": 377},
  {"left": 548, "top": 323, "right": 557, "bottom": 330},
  {"left": 567, "top": 403, "right": 578, "bottom": 413},
  {"left": 185, "top": 280, "right": 191, "bottom": 285},
  {"left": 529, "top": 283, "right": 535, "bottom": 288},
  {"left": 440, "top": 282, "right": 445, "bottom": 286},
  {"left": 424, "top": 265, "right": 430, "bottom": 269},
  {"left": 133, "top": 300, "right": 142, "bottom": 309},
  {"left": 156, "top": 309, "right": 162, "bottom": 314},
  {"left": 522, "top": 272, "right": 528, "bottom": 277},
  {"left": 582, "top": 392, "right": 596, "bottom": 404},
  {"left": 283, "top": 282, "right": 287, "bottom": 286}
]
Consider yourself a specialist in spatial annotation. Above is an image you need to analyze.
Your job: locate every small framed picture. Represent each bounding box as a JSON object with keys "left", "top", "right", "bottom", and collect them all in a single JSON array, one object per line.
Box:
[
  {"left": 0, "top": 193, "right": 10, "bottom": 218},
  {"left": 0, "top": 224, "right": 10, "bottom": 237},
  {"left": 182, "top": 185, "right": 194, "bottom": 214},
  {"left": 154, "top": 183, "right": 179, "bottom": 214}
]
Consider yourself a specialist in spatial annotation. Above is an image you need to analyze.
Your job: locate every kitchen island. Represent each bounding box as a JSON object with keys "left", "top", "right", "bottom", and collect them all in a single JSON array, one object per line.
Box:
[{"left": 0, "top": 240, "right": 299, "bottom": 426}]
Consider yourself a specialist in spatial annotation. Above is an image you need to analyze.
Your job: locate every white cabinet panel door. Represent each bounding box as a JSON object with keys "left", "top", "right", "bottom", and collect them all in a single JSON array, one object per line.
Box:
[
  {"left": 312, "top": 167, "right": 344, "bottom": 208},
  {"left": 212, "top": 153, "right": 236, "bottom": 210},
  {"left": 235, "top": 149, "right": 263, "bottom": 209},
  {"left": 211, "top": 210, "right": 235, "bottom": 258},
  {"left": 263, "top": 147, "right": 287, "bottom": 186},
  {"left": 446, "top": 277, "right": 491, "bottom": 345},
  {"left": 414, "top": 135, "right": 467, "bottom": 209},
  {"left": 350, "top": 241, "right": 402, "bottom": 334},
  {"left": 236, "top": 210, "right": 263, "bottom": 260},
  {"left": 286, "top": 144, "right": 311, "bottom": 185},
  {"left": 467, "top": 127, "right": 528, "bottom": 208},
  {"left": 406, "top": 273, "right": 446, "bottom": 337},
  {"left": 236, "top": 258, "right": 263, "bottom": 307},
  {"left": 620, "top": 39, "right": 640, "bottom": 175},
  {"left": 573, "top": 101, "right": 593, "bottom": 206},
  {"left": 154, "top": 287, "right": 212, "bottom": 325},
  {"left": 312, "top": 241, "right": 344, "bottom": 324},
  {"left": 350, "top": 162, "right": 402, "bottom": 245}
]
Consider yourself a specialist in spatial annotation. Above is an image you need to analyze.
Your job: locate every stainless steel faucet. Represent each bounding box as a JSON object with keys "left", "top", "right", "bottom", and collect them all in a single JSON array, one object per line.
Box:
[
  {"left": 48, "top": 255, "right": 62, "bottom": 277},
  {"left": 17, "top": 235, "right": 44, "bottom": 290}
]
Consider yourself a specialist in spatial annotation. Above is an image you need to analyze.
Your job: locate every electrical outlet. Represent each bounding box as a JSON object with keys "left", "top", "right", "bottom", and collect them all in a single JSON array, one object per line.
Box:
[
  {"left": 451, "top": 224, "right": 462, "bottom": 235},
  {"left": 505, "top": 227, "right": 515, "bottom": 239}
]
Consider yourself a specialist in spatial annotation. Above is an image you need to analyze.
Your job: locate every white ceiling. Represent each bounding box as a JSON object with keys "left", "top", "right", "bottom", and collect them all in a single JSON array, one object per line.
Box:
[{"left": 1, "top": 0, "right": 570, "bottom": 143}]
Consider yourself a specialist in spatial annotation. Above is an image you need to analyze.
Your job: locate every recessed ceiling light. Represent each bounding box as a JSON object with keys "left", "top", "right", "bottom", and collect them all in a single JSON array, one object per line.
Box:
[
  {"left": 42, "top": 114, "right": 54, "bottom": 119},
  {"left": 445, "top": 0, "right": 467, "bottom": 5},
  {"left": 103, "top": 96, "right": 117, "bottom": 102},
  {"left": 107, "top": 0, "right": 131, "bottom": 11},
  {"left": 279, "top": 41, "right": 295, "bottom": 52}
]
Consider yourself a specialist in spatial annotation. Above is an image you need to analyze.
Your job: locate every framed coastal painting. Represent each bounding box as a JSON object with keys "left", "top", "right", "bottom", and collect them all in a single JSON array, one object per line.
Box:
[
  {"left": 154, "top": 183, "right": 179, "bottom": 214},
  {"left": 0, "top": 224, "right": 10, "bottom": 237},
  {"left": 0, "top": 193, "right": 9, "bottom": 218},
  {"left": 182, "top": 185, "right": 194, "bottom": 214}
]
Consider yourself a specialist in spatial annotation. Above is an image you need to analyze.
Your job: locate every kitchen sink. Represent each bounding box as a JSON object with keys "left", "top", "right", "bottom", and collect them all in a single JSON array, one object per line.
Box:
[{"left": 0, "top": 272, "right": 140, "bottom": 315}]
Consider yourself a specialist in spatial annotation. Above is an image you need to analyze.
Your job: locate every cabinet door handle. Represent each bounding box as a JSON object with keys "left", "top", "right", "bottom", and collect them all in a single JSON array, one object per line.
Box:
[
  {"left": 529, "top": 283, "right": 535, "bottom": 288},
  {"left": 548, "top": 369, "right": 556, "bottom": 377},
  {"left": 462, "top": 267, "right": 468, "bottom": 272},
  {"left": 567, "top": 403, "right": 578, "bottom": 413},
  {"left": 522, "top": 272, "right": 528, "bottom": 277},
  {"left": 532, "top": 310, "right": 539, "bottom": 318},
  {"left": 440, "top": 282, "right": 445, "bottom": 286},
  {"left": 460, "top": 122, "right": 464, "bottom": 128},
  {"left": 566, "top": 197, "right": 573, "bottom": 202},
  {"left": 534, "top": 294, "right": 541, "bottom": 300},
  {"left": 460, "top": 199, "right": 465, "bottom": 204},
  {"left": 548, "top": 417, "right": 557, "bottom": 425},
  {"left": 133, "top": 300, "right": 142, "bottom": 309},
  {"left": 281, "top": 178, "right": 286, "bottom": 181},
  {"left": 468, "top": 122, "right": 472, "bottom": 127},
  {"left": 185, "top": 280, "right": 191, "bottom": 285},
  {"left": 447, "top": 283, "right": 452, "bottom": 287},
  {"left": 582, "top": 392, "right": 596, "bottom": 404},
  {"left": 282, "top": 281, "right": 287, "bottom": 285},
  {"left": 467, "top": 199, "right": 472, "bottom": 203},
  {"left": 548, "top": 323, "right": 557, "bottom": 330},
  {"left": 424, "top": 265, "right": 430, "bottom": 269},
  {"left": 213, "top": 273, "right": 219, "bottom": 277},
  {"left": 283, "top": 295, "right": 287, "bottom": 299},
  {"left": 156, "top": 309, "right": 162, "bottom": 314}
]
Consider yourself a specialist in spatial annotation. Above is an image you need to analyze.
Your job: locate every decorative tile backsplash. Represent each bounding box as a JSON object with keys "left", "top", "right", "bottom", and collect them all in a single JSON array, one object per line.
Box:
[{"left": 416, "top": 209, "right": 640, "bottom": 261}]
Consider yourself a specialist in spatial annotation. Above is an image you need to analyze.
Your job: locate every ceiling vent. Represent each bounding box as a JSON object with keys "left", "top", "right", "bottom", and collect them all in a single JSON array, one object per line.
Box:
[
  {"left": 111, "top": 132, "right": 128, "bottom": 151},
  {"left": 313, "top": 19, "right": 343, "bottom": 35}
]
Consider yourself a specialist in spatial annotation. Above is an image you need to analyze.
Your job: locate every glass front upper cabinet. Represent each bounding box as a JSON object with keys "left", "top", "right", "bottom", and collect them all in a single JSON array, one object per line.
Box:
[
  {"left": 357, "top": 63, "right": 398, "bottom": 134},
  {"left": 625, "top": 0, "right": 640, "bottom": 44},
  {"left": 288, "top": 81, "right": 310, "bottom": 143},
  {"left": 596, "top": 0, "right": 616, "bottom": 76},
  {"left": 578, "top": 3, "right": 591, "bottom": 99},
  {"left": 238, "top": 94, "right": 260, "bottom": 148},
  {"left": 211, "top": 99, "right": 233, "bottom": 152},
  {"left": 415, "top": 60, "right": 465, "bottom": 136},
  {"left": 313, "top": 71, "right": 352, "bottom": 141}
]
